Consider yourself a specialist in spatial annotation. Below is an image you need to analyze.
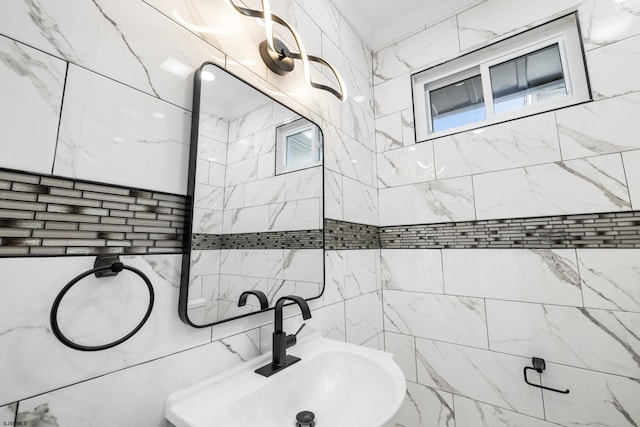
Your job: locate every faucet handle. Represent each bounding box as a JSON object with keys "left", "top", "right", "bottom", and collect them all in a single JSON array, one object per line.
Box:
[
  {"left": 285, "top": 323, "right": 307, "bottom": 349},
  {"left": 294, "top": 323, "right": 306, "bottom": 338}
]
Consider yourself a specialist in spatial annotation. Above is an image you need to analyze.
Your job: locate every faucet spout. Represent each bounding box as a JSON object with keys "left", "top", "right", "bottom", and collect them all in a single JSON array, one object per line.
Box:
[
  {"left": 274, "top": 295, "right": 311, "bottom": 333},
  {"left": 255, "top": 295, "right": 312, "bottom": 377},
  {"left": 238, "top": 290, "right": 269, "bottom": 310}
]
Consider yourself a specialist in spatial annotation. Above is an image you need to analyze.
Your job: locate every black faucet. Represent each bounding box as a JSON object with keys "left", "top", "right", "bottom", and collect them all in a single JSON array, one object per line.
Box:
[
  {"left": 238, "top": 290, "right": 269, "bottom": 310},
  {"left": 255, "top": 295, "right": 312, "bottom": 377}
]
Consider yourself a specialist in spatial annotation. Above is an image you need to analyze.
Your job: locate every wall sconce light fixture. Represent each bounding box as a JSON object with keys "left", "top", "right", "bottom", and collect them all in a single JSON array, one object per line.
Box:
[{"left": 227, "top": 0, "right": 347, "bottom": 101}]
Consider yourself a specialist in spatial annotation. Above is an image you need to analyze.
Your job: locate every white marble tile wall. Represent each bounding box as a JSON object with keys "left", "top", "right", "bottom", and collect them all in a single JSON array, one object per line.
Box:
[
  {"left": 373, "top": 0, "right": 640, "bottom": 226},
  {"left": 0, "top": 404, "right": 16, "bottom": 425},
  {"left": 383, "top": 247, "right": 640, "bottom": 426},
  {"left": 0, "top": 34, "right": 66, "bottom": 175},
  {"left": 0, "top": 0, "right": 376, "bottom": 421},
  {"left": 15, "top": 331, "right": 261, "bottom": 427},
  {"left": 623, "top": 149, "right": 640, "bottom": 209},
  {"left": 220, "top": 99, "right": 324, "bottom": 233},
  {"left": 0, "top": 255, "right": 211, "bottom": 405}
]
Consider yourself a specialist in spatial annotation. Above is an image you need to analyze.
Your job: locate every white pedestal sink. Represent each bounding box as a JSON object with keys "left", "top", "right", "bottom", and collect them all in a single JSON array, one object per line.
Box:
[{"left": 165, "top": 332, "right": 406, "bottom": 427}]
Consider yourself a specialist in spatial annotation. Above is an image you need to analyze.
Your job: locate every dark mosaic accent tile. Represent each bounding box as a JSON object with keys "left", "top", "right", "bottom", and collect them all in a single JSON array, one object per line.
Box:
[
  {"left": 82, "top": 191, "right": 136, "bottom": 204},
  {"left": 33, "top": 230, "right": 98, "bottom": 239},
  {"left": 0, "top": 247, "right": 29, "bottom": 255},
  {"left": 0, "top": 168, "right": 188, "bottom": 257},
  {"left": 324, "top": 219, "right": 380, "bottom": 250},
  {"left": 12, "top": 183, "right": 49, "bottom": 194},
  {"left": 30, "top": 246, "right": 66, "bottom": 255},
  {"left": 191, "top": 234, "right": 222, "bottom": 250},
  {"left": 75, "top": 182, "right": 131, "bottom": 196},
  {"left": 0, "top": 189, "right": 38, "bottom": 202},
  {"left": 101, "top": 217, "right": 127, "bottom": 225},
  {"left": 131, "top": 190, "right": 154, "bottom": 199},
  {"left": 0, "top": 219, "right": 44, "bottom": 229},
  {"left": 0, "top": 209, "right": 34, "bottom": 220},
  {"left": 40, "top": 177, "right": 74, "bottom": 189},
  {"left": 0, "top": 228, "right": 32, "bottom": 237},
  {"left": 379, "top": 211, "right": 640, "bottom": 249},
  {"left": 0, "top": 171, "right": 38, "bottom": 184},
  {"left": 45, "top": 222, "right": 78, "bottom": 231}
]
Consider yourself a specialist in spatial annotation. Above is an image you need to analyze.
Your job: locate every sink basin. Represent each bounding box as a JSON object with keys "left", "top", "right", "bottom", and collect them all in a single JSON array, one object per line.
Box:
[{"left": 165, "top": 333, "right": 406, "bottom": 427}]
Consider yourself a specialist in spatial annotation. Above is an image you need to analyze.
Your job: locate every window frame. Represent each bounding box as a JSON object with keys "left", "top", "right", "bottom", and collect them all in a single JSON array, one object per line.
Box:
[
  {"left": 275, "top": 118, "right": 323, "bottom": 175},
  {"left": 412, "top": 13, "right": 591, "bottom": 142}
]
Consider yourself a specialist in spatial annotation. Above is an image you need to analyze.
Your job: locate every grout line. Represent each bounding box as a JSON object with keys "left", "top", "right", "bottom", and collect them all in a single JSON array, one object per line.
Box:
[{"left": 51, "top": 62, "right": 70, "bottom": 176}]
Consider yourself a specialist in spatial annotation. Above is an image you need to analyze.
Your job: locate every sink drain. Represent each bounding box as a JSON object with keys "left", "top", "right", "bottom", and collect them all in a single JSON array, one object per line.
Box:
[{"left": 296, "top": 410, "right": 315, "bottom": 427}]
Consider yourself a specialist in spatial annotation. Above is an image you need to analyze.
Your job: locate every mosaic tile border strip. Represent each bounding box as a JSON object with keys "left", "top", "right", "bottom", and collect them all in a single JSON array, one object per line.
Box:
[
  {"left": 324, "top": 219, "right": 380, "bottom": 250},
  {"left": 0, "top": 169, "right": 186, "bottom": 256},
  {"left": 192, "top": 230, "right": 323, "bottom": 250},
  {"left": 380, "top": 211, "right": 640, "bottom": 249}
]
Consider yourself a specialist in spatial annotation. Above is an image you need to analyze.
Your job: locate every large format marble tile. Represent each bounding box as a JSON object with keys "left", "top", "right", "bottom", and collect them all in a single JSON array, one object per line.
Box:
[
  {"left": 379, "top": 177, "right": 475, "bottom": 226},
  {"left": 269, "top": 199, "right": 321, "bottom": 231},
  {"left": 0, "top": 255, "right": 211, "bottom": 405},
  {"left": 225, "top": 205, "right": 270, "bottom": 234},
  {"left": 415, "top": 338, "right": 544, "bottom": 418},
  {"left": 487, "top": 300, "right": 640, "bottom": 378},
  {"left": 321, "top": 33, "right": 373, "bottom": 119},
  {"left": 384, "top": 291, "right": 488, "bottom": 349},
  {"left": 384, "top": 332, "right": 417, "bottom": 383},
  {"left": 390, "top": 382, "right": 455, "bottom": 427},
  {"left": 454, "top": 396, "right": 562, "bottom": 427},
  {"left": 240, "top": 249, "right": 283, "bottom": 279},
  {"left": 324, "top": 122, "right": 375, "bottom": 186},
  {"left": 54, "top": 65, "right": 191, "bottom": 194},
  {"left": 297, "top": 0, "right": 340, "bottom": 46},
  {"left": 375, "top": 112, "right": 403, "bottom": 152},
  {"left": 244, "top": 176, "right": 286, "bottom": 208},
  {"left": 587, "top": 35, "right": 640, "bottom": 100},
  {"left": 557, "top": 92, "right": 640, "bottom": 159},
  {"left": 15, "top": 334, "right": 258, "bottom": 427},
  {"left": 474, "top": 154, "right": 631, "bottom": 220},
  {"left": 0, "top": 35, "right": 66, "bottom": 175},
  {"left": 578, "top": 0, "right": 640, "bottom": 51},
  {"left": 342, "top": 177, "right": 378, "bottom": 226},
  {"left": 345, "top": 292, "right": 384, "bottom": 346},
  {"left": 283, "top": 249, "right": 323, "bottom": 284},
  {"left": 324, "top": 250, "right": 379, "bottom": 305},
  {"left": 0, "top": 404, "right": 16, "bottom": 425},
  {"left": 380, "top": 249, "right": 444, "bottom": 294},
  {"left": 578, "top": 249, "right": 640, "bottom": 312},
  {"left": 435, "top": 113, "right": 561, "bottom": 179},
  {"left": 0, "top": 0, "right": 225, "bottom": 110},
  {"left": 324, "top": 170, "right": 343, "bottom": 220},
  {"left": 339, "top": 16, "right": 372, "bottom": 82},
  {"left": 622, "top": 150, "right": 640, "bottom": 210},
  {"left": 373, "top": 75, "right": 413, "bottom": 119},
  {"left": 457, "top": 0, "right": 584, "bottom": 51},
  {"left": 377, "top": 142, "right": 436, "bottom": 188},
  {"left": 342, "top": 99, "right": 375, "bottom": 152},
  {"left": 285, "top": 167, "right": 322, "bottom": 201},
  {"left": 442, "top": 249, "right": 582, "bottom": 306},
  {"left": 543, "top": 362, "right": 640, "bottom": 427},
  {"left": 373, "top": 18, "right": 459, "bottom": 85}
]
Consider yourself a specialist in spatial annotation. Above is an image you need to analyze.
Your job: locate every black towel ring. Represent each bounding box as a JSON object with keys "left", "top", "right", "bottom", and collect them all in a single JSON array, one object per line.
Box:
[{"left": 50, "top": 255, "right": 155, "bottom": 352}]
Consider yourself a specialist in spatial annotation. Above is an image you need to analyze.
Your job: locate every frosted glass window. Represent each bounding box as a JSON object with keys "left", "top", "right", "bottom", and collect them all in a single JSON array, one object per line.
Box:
[
  {"left": 491, "top": 44, "right": 567, "bottom": 114},
  {"left": 412, "top": 13, "right": 591, "bottom": 141}
]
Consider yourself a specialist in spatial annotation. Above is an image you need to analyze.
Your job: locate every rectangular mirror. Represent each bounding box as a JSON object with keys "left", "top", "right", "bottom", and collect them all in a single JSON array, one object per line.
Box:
[{"left": 179, "top": 63, "right": 324, "bottom": 327}]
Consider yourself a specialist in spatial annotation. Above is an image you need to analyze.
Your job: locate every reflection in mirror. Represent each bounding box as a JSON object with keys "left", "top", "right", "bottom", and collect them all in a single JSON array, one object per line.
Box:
[{"left": 179, "top": 63, "right": 324, "bottom": 327}]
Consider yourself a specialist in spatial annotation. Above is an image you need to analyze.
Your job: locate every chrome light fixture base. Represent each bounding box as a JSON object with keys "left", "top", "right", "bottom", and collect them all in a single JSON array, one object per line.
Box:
[
  {"left": 259, "top": 38, "right": 294, "bottom": 76},
  {"left": 227, "top": 0, "right": 347, "bottom": 101}
]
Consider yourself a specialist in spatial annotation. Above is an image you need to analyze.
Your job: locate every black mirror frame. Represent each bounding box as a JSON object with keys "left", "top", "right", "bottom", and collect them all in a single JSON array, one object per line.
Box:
[{"left": 178, "top": 62, "right": 325, "bottom": 328}]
